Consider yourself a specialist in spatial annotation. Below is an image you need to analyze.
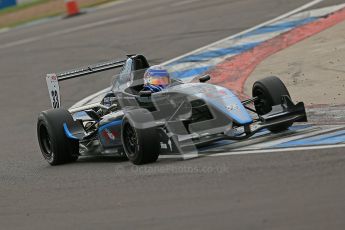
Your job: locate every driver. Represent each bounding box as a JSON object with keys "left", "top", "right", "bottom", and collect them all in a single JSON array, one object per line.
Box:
[{"left": 142, "top": 65, "right": 171, "bottom": 93}]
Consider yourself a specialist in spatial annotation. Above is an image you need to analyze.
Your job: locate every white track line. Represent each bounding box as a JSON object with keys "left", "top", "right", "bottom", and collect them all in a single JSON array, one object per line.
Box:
[
  {"left": 95, "top": 0, "right": 135, "bottom": 9},
  {"left": 210, "top": 143, "right": 345, "bottom": 157},
  {"left": 0, "top": 15, "right": 129, "bottom": 49},
  {"left": 235, "top": 126, "right": 344, "bottom": 150},
  {"left": 171, "top": 0, "right": 200, "bottom": 7},
  {"left": 268, "top": 3, "right": 345, "bottom": 25},
  {"left": 161, "top": 0, "right": 325, "bottom": 66},
  {"left": 159, "top": 143, "right": 345, "bottom": 159},
  {"left": 307, "top": 3, "right": 345, "bottom": 17}
]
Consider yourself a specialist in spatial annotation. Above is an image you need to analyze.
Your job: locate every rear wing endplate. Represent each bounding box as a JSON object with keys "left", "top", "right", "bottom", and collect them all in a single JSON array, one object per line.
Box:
[{"left": 46, "top": 59, "right": 126, "bottom": 109}]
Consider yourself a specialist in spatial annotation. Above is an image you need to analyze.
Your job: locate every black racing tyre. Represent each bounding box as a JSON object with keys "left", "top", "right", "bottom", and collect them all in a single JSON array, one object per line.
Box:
[
  {"left": 37, "top": 108, "right": 79, "bottom": 165},
  {"left": 252, "top": 76, "right": 293, "bottom": 132},
  {"left": 121, "top": 109, "right": 160, "bottom": 165}
]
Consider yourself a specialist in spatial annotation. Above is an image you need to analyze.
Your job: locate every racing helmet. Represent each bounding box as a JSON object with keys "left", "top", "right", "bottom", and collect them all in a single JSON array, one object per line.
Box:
[{"left": 144, "top": 65, "right": 170, "bottom": 87}]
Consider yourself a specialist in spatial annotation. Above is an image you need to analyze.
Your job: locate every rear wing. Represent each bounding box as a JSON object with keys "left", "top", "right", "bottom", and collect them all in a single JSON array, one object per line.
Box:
[{"left": 46, "top": 59, "right": 126, "bottom": 109}]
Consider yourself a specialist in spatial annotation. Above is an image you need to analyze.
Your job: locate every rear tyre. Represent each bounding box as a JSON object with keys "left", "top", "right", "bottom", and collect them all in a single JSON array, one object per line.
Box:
[
  {"left": 252, "top": 76, "right": 293, "bottom": 132},
  {"left": 37, "top": 108, "right": 79, "bottom": 165},
  {"left": 121, "top": 109, "right": 160, "bottom": 165}
]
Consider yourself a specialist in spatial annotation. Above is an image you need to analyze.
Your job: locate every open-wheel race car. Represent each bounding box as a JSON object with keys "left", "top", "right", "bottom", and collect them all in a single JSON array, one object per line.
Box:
[{"left": 37, "top": 54, "right": 307, "bottom": 165}]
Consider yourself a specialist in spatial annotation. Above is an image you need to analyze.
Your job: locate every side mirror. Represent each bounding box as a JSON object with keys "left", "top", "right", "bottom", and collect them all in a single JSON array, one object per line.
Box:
[
  {"left": 139, "top": 90, "right": 152, "bottom": 97},
  {"left": 199, "top": 75, "right": 211, "bottom": 83}
]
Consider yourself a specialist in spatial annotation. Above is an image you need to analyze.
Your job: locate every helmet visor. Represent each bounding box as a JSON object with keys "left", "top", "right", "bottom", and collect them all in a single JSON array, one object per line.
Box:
[{"left": 149, "top": 76, "right": 170, "bottom": 86}]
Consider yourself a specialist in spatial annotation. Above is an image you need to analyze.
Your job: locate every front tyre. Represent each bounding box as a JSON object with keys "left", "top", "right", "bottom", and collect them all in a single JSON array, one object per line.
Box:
[
  {"left": 252, "top": 76, "right": 293, "bottom": 132},
  {"left": 121, "top": 114, "right": 160, "bottom": 165},
  {"left": 37, "top": 108, "right": 79, "bottom": 165}
]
